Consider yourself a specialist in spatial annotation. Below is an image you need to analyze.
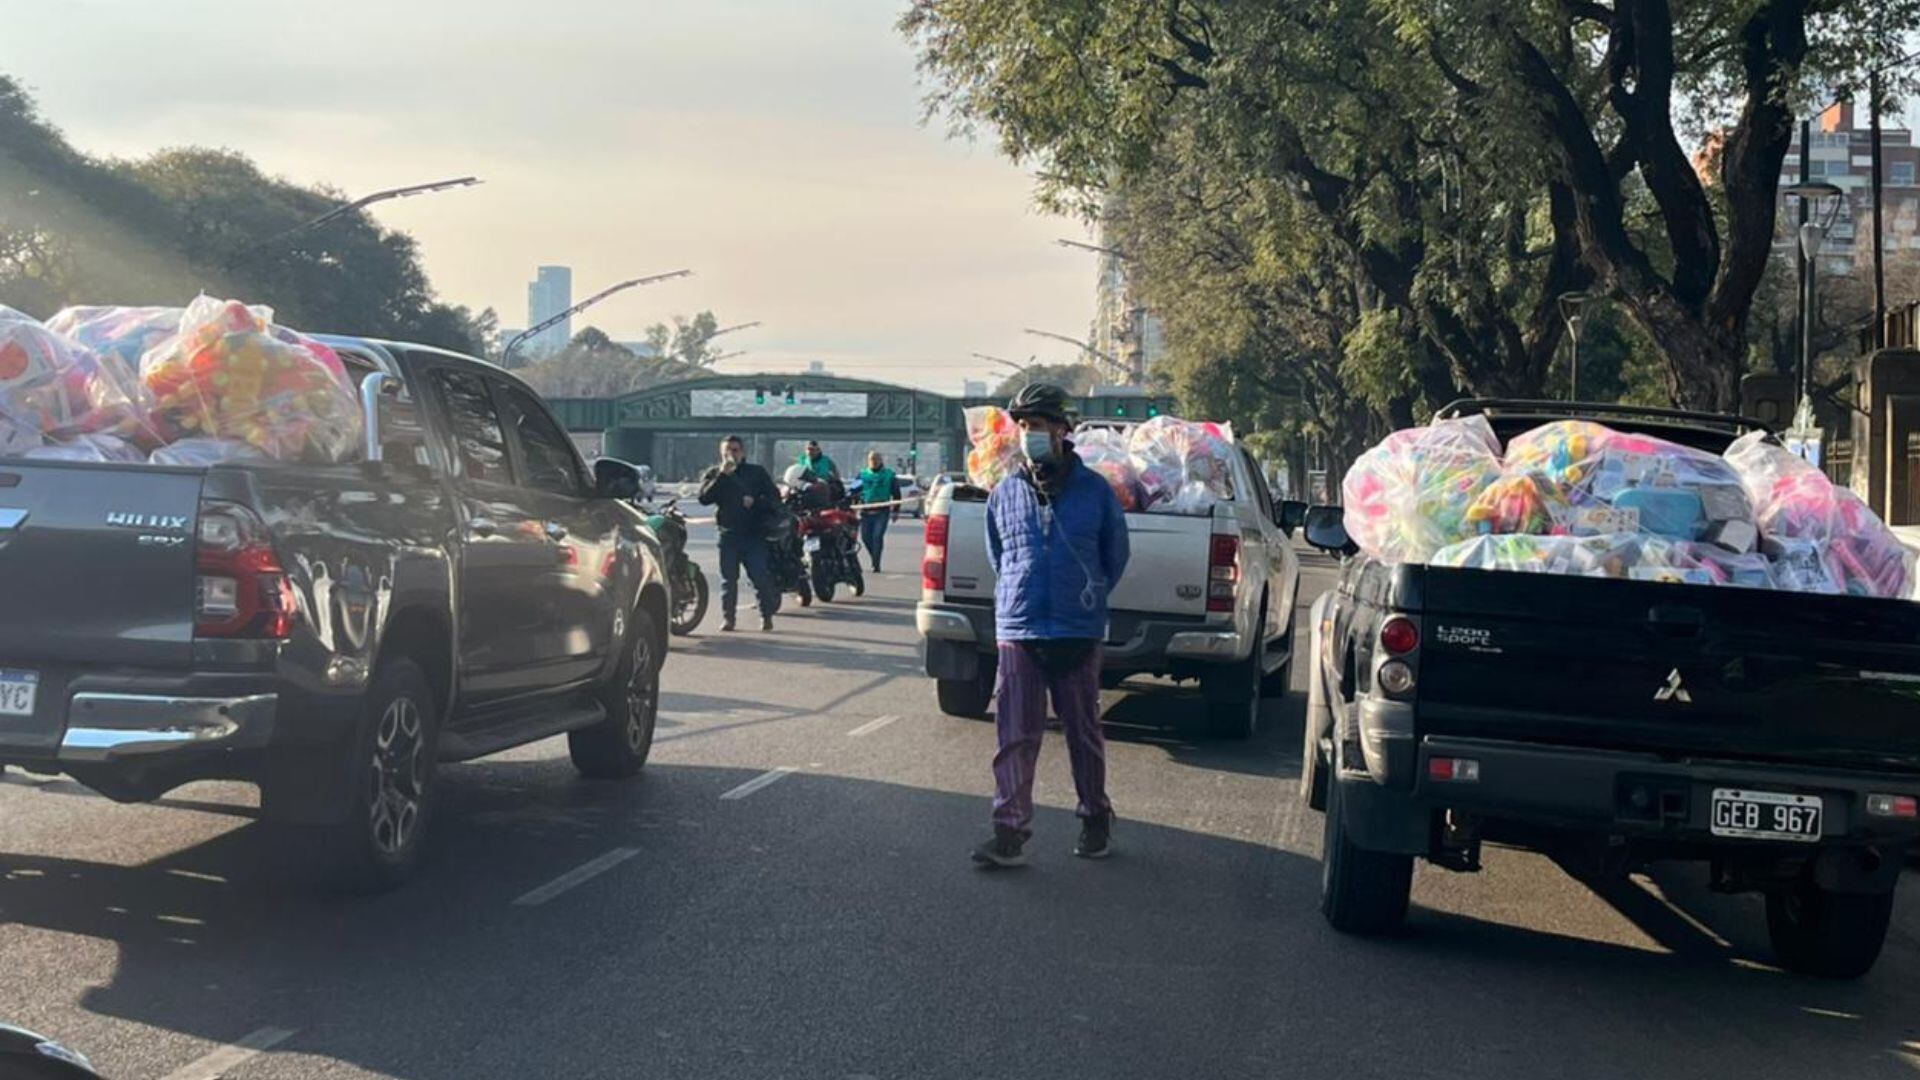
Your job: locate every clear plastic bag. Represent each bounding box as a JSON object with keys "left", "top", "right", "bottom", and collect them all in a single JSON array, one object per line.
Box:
[
  {"left": 1074, "top": 426, "right": 1144, "bottom": 510},
  {"left": 24, "top": 433, "right": 146, "bottom": 463},
  {"left": 0, "top": 306, "right": 154, "bottom": 452},
  {"left": 45, "top": 305, "right": 183, "bottom": 371},
  {"left": 139, "top": 297, "right": 361, "bottom": 462},
  {"left": 1432, "top": 533, "right": 1775, "bottom": 590},
  {"left": 1501, "top": 420, "right": 1750, "bottom": 541},
  {"left": 148, "top": 436, "right": 269, "bottom": 468},
  {"left": 1126, "top": 415, "right": 1236, "bottom": 511},
  {"left": 963, "top": 404, "right": 1021, "bottom": 490},
  {"left": 1725, "top": 430, "right": 1911, "bottom": 598},
  {"left": 1341, "top": 416, "right": 1503, "bottom": 563}
]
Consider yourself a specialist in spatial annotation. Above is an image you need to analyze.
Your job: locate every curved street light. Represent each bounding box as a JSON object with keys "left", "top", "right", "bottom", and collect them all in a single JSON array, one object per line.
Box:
[
  {"left": 500, "top": 269, "right": 693, "bottom": 365},
  {"left": 1784, "top": 181, "right": 1846, "bottom": 450}
]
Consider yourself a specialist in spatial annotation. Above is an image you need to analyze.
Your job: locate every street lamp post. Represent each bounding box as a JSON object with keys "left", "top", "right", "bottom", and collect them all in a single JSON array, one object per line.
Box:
[
  {"left": 1784, "top": 181, "right": 1845, "bottom": 465},
  {"left": 1022, "top": 328, "right": 1124, "bottom": 383},
  {"left": 232, "top": 176, "right": 482, "bottom": 264},
  {"left": 499, "top": 269, "right": 693, "bottom": 365},
  {"left": 969, "top": 352, "right": 1030, "bottom": 376},
  {"left": 1556, "top": 290, "right": 1596, "bottom": 402}
]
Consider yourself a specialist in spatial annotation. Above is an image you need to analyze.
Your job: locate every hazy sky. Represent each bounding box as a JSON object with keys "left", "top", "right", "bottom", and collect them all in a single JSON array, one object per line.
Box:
[{"left": 8, "top": 0, "right": 1098, "bottom": 392}]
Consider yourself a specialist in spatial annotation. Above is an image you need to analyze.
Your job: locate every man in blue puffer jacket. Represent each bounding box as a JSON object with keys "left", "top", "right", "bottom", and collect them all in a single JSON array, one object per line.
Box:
[{"left": 972, "top": 383, "right": 1130, "bottom": 868}]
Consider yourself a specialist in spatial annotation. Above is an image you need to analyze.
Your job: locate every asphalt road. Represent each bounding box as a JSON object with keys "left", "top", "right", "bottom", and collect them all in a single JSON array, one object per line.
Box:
[{"left": 3, "top": 521, "right": 1919, "bottom": 1079}]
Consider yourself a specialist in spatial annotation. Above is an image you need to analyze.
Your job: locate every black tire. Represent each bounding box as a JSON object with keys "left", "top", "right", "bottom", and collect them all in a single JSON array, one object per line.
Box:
[
  {"left": 850, "top": 562, "right": 866, "bottom": 597},
  {"left": 1260, "top": 626, "right": 1295, "bottom": 697},
  {"left": 569, "top": 608, "right": 661, "bottom": 779},
  {"left": 936, "top": 658, "right": 997, "bottom": 719},
  {"left": 325, "top": 659, "right": 438, "bottom": 893},
  {"left": 1204, "top": 639, "right": 1265, "bottom": 740},
  {"left": 1319, "top": 769, "right": 1414, "bottom": 935},
  {"left": 1765, "top": 875, "right": 1895, "bottom": 978},
  {"left": 797, "top": 576, "right": 813, "bottom": 607},
  {"left": 813, "top": 565, "right": 836, "bottom": 603},
  {"left": 669, "top": 566, "right": 708, "bottom": 636}
]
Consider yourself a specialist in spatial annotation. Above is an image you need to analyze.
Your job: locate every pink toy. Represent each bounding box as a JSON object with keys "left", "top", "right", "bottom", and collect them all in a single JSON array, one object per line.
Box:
[
  {"left": 1342, "top": 416, "right": 1503, "bottom": 564},
  {"left": 1725, "top": 430, "right": 1911, "bottom": 598},
  {"left": 0, "top": 306, "right": 153, "bottom": 452}
]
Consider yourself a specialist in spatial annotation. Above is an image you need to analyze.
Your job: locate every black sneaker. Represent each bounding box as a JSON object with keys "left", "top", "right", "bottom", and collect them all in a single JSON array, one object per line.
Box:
[
  {"left": 970, "top": 826, "right": 1029, "bottom": 869},
  {"left": 760, "top": 614, "right": 774, "bottom": 632},
  {"left": 721, "top": 615, "right": 737, "bottom": 632},
  {"left": 1074, "top": 813, "right": 1113, "bottom": 859}
]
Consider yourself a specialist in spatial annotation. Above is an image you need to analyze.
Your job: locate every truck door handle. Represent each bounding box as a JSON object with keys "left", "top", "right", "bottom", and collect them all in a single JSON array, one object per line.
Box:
[
  {"left": 544, "top": 521, "right": 569, "bottom": 541},
  {"left": 1647, "top": 605, "right": 1703, "bottom": 636},
  {"left": 467, "top": 516, "right": 497, "bottom": 538}
]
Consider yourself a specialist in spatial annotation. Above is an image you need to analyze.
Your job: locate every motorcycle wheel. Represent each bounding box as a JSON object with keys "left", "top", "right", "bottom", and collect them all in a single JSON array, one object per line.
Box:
[
  {"left": 813, "top": 564, "right": 836, "bottom": 603},
  {"left": 797, "top": 574, "right": 813, "bottom": 607},
  {"left": 669, "top": 565, "right": 708, "bottom": 636},
  {"left": 849, "top": 562, "right": 865, "bottom": 597}
]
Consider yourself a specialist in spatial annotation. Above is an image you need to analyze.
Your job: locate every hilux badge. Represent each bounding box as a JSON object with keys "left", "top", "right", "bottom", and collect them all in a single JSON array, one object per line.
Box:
[{"left": 1654, "top": 669, "right": 1692, "bottom": 703}]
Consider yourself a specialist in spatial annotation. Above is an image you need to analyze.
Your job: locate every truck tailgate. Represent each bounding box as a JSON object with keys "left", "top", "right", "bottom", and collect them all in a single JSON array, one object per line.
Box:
[
  {"left": 938, "top": 497, "right": 1214, "bottom": 617},
  {"left": 0, "top": 461, "right": 204, "bottom": 668},
  {"left": 1415, "top": 569, "right": 1920, "bottom": 772}
]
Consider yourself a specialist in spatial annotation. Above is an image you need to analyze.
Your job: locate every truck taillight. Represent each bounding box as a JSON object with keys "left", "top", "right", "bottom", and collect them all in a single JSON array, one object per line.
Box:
[
  {"left": 196, "top": 501, "right": 295, "bottom": 640},
  {"left": 1207, "top": 534, "right": 1239, "bottom": 611},
  {"left": 1380, "top": 616, "right": 1419, "bottom": 656},
  {"left": 922, "top": 511, "right": 949, "bottom": 591}
]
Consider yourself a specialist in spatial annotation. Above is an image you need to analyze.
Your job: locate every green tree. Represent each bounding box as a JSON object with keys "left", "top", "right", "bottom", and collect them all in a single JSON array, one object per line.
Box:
[{"left": 640, "top": 311, "right": 726, "bottom": 368}]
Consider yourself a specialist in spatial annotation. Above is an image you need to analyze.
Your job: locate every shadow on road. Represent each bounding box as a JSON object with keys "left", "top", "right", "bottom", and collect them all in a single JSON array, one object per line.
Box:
[{"left": 2, "top": 758, "right": 1918, "bottom": 1077}]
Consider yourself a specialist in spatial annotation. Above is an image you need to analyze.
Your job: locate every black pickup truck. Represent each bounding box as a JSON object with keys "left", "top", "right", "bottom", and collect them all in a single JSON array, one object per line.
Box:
[
  {"left": 0, "top": 338, "right": 668, "bottom": 889},
  {"left": 1301, "top": 400, "right": 1920, "bottom": 977}
]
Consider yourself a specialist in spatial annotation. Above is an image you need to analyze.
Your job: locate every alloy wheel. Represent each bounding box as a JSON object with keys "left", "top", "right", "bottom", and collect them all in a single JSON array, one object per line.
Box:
[{"left": 368, "top": 695, "right": 425, "bottom": 856}]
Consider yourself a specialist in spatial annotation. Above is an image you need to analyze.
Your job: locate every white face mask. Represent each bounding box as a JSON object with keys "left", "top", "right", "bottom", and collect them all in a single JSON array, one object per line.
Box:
[{"left": 1021, "top": 429, "right": 1056, "bottom": 464}]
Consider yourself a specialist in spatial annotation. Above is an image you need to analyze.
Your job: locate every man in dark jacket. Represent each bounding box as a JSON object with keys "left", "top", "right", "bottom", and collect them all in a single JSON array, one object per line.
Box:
[
  {"left": 973, "top": 384, "right": 1130, "bottom": 868},
  {"left": 697, "top": 435, "right": 781, "bottom": 632}
]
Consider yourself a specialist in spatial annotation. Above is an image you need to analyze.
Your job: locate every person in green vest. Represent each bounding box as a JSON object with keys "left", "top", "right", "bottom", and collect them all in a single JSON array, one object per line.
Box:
[
  {"left": 797, "top": 440, "right": 839, "bottom": 482},
  {"left": 856, "top": 450, "right": 900, "bottom": 572}
]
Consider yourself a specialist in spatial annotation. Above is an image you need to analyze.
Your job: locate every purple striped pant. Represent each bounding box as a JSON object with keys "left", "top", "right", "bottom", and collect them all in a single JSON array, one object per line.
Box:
[{"left": 991, "top": 641, "right": 1111, "bottom": 832}]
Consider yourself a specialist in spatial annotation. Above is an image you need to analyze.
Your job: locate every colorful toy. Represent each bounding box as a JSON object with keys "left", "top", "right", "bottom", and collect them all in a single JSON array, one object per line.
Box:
[
  {"left": 1127, "top": 415, "right": 1238, "bottom": 511},
  {"left": 1431, "top": 532, "right": 1776, "bottom": 590},
  {"left": 0, "top": 306, "right": 152, "bottom": 452},
  {"left": 1074, "top": 426, "right": 1144, "bottom": 510},
  {"left": 138, "top": 296, "right": 361, "bottom": 463},
  {"left": 1464, "top": 472, "right": 1559, "bottom": 535},
  {"left": 1341, "top": 416, "right": 1503, "bottom": 564}
]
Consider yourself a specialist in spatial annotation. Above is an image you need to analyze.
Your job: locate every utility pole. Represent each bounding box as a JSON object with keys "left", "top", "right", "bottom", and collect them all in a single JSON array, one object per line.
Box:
[{"left": 1871, "top": 70, "right": 1888, "bottom": 349}]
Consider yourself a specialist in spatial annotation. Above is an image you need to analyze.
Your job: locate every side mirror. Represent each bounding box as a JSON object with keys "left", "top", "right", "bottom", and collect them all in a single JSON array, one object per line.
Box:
[
  {"left": 1275, "top": 499, "right": 1308, "bottom": 537},
  {"left": 593, "top": 457, "right": 644, "bottom": 500},
  {"left": 1303, "top": 505, "right": 1357, "bottom": 556}
]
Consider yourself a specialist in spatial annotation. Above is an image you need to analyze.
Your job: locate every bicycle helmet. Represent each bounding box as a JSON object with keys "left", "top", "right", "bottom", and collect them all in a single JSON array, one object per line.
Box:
[{"left": 1007, "top": 382, "right": 1074, "bottom": 424}]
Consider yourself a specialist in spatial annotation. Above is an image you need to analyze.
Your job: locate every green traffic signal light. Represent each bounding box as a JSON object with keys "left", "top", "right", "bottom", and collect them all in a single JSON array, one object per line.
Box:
[
  {"left": 1147, "top": 403, "right": 1160, "bottom": 417},
  {"left": 1114, "top": 404, "right": 1127, "bottom": 417},
  {"left": 783, "top": 386, "right": 796, "bottom": 405},
  {"left": 754, "top": 386, "right": 766, "bottom": 405}
]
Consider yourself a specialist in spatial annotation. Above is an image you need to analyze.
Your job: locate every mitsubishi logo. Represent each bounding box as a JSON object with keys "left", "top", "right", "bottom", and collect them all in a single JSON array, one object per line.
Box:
[{"left": 1654, "top": 668, "right": 1692, "bottom": 703}]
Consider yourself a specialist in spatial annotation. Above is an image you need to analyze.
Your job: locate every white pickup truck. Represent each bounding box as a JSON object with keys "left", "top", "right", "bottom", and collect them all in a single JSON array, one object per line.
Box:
[{"left": 916, "top": 427, "right": 1303, "bottom": 737}]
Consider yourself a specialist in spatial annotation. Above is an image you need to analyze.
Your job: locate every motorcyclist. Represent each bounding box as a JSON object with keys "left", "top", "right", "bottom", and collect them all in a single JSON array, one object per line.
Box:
[
  {"left": 797, "top": 440, "right": 839, "bottom": 482},
  {"left": 697, "top": 435, "right": 780, "bottom": 632}
]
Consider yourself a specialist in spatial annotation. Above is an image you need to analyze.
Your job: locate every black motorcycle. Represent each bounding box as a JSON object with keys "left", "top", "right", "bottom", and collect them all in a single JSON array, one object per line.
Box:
[
  {"left": 765, "top": 502, "right": 813, "bottom": 608},
  {"left": 639, "top": 498, "right": 709, "bottom": 635}
]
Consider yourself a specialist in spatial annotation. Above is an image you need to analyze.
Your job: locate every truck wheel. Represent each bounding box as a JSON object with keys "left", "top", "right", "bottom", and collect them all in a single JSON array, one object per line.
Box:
[
  {"left": 570, "top": 609, "right": 661, "bottom": 779},
  {"left": 1204, "top": 641, "right": 1265, "bottom": 740},
  {"left": 1320, "top": 771, "right": 1413, "bottom": 935},
  {"left": 1260, "top": 626, "right": 1295, "bottom": 697},
  {"left": 936, "top": 659, "right": 997, "bottom": 720},
  {"left": 325, "top": 658, "right": 439, "bottom": 893},
  {"left": 1765, "top": 876, "right": 1895, "bottom": 978}
]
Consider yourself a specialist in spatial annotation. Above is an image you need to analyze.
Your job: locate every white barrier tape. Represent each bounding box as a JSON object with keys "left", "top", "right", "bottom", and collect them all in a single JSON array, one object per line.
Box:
[{"left": 668, "top": 495, "right": 921, "bottom": 529}]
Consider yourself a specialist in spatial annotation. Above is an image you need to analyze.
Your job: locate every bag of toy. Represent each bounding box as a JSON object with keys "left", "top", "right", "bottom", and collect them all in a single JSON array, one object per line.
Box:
[
  {"left": 23, "top": 433, "right": 146, "bottom": 464},
  {"left": 1724, "top": 430, "right": 1910, "bottom": 598},
  {"left": 1501, "top": 420, "right": 1751, "bottom": 543},
  {"left": 963, "top": 404, "right": 1021, "bottom": 490},
  {"left": 138, "top": 297, "right": 361, "bottom": 463},
  {"left": 1126, "top": 415, "right": 1237, "bottom": 511},
  {"left": 1342, "top": 416, "right": 1503, "bottom": 563},
  {"left": 1074, "top": 426, "right": 1143, "bottom": 510},
  {"left": 0, "top": 306, "right": 154, "bottom": 452},
  {"left": 45, "top": 305, "right": 184, "bottom": 372}
]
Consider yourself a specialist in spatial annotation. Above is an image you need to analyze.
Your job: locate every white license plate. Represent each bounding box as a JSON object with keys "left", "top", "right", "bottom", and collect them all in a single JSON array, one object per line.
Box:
[
  {"left": 0, "top": 669, "right": 39, "bottom": 717},
  {"left": 1710, "top": 788, "right": 1821, "bottom": 842},
  {"left": 803, "top": 536, "right": 821, "bottom": 553}
]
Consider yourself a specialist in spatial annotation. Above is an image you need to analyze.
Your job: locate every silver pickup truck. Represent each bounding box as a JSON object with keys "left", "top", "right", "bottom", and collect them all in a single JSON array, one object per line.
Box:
[{"left": 916, "top": 426, "right": 1302, "bottom": 737}]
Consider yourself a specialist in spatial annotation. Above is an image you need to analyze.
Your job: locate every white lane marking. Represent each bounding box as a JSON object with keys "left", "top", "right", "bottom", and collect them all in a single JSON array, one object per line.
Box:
[
  {"left": 719, "top": 766, "right": 797, "bottom": 800},
  {"left": 511, "top": 847, "right": 641, "bottom": 906},
  {"left": 846, "top": 714, "right": 899, "bottom": 737},
  {"left": 159, "top": 1026, "right": 297, "bottom": 1080}
]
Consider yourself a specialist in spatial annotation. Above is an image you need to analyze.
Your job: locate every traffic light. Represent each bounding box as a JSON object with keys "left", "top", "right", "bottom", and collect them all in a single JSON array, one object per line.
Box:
[
  {"left": 1146, "top": 402, "right": 1160, "bottom": 418},
  {"left": 1114, "top": 403, "right": 1128, "bottom": 417},
  {"left": 754, "top": 386, "right": 766, "bottom": 405},
  {"left": 783, "top": 385, "right": 796, "bottom": 405}
]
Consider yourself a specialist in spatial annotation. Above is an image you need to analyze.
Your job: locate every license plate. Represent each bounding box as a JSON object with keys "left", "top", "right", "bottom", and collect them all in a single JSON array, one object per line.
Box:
[
  {"left": 804, "top": 536, "right": 821, "bottom": 553},
  {"left": 1710, "top": 788, "right": 1821, "bottom": 842},
  {"left": 0, "top": 669, "right": 38, "bottom": 717}
]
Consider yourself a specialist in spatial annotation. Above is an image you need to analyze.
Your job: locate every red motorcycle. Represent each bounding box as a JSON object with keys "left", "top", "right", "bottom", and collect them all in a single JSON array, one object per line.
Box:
[{"left": 783, "top": 466, "right": 866, "bottom": 602}]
